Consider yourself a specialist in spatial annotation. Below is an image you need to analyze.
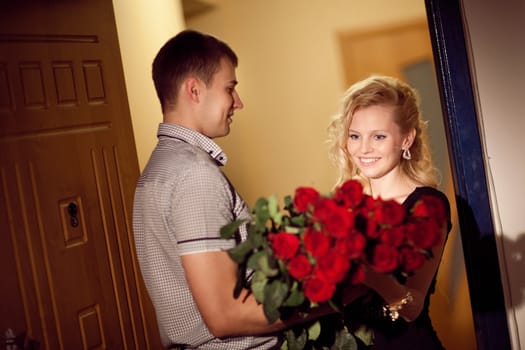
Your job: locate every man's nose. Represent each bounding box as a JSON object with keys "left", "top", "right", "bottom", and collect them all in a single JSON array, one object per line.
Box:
[{"left": 233, "top": 91, "right": 244, "bottom": 109}]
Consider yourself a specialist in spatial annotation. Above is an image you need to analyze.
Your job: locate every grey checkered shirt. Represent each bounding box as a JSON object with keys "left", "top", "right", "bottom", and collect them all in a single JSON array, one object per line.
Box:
[{"left": 133, "top": 123, "right": 279, "bottom": 349}]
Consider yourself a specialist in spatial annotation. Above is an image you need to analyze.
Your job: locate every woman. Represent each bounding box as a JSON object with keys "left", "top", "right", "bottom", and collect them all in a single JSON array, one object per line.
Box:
[{"left": 327, "top": 75, "right": 451, "bottom": 349}]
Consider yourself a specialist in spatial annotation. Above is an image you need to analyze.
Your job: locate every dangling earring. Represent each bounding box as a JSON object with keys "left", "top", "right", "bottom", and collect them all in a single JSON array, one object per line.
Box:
[{"left": 402, "top": 148, "right": 412, "bottom": 160}]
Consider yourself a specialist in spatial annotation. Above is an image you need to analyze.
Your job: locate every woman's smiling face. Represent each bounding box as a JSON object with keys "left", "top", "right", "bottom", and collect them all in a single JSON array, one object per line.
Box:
[{"left": 346, "top": 104, "right": 406, "bottom": 180}]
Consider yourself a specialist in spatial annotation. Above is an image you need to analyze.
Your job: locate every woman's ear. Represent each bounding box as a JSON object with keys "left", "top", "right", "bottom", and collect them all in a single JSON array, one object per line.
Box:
[{"left": 403, "top": 128, "right": 417, "bottom": 149}]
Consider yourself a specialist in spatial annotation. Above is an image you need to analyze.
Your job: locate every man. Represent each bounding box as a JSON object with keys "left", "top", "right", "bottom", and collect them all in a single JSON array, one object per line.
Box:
[
  {"left": 132, "top": 30, "right": 285, "bottom": 349},
  {"left": 133, "top": 30, "right": 363, "bottom": 349}
]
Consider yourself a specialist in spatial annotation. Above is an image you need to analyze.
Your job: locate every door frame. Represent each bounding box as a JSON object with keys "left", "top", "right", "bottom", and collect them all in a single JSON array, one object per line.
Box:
[{"left": 425, "top": 0, "right": 511, "bottom": 349}]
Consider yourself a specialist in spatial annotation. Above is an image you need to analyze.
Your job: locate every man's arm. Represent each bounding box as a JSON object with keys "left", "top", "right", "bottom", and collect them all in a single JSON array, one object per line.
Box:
[
  {"left": 181, "top": 250, "right": 368, "bottom": 338},
  {"left": 181, "top": 250, "right": 285, "bottom": 338}
]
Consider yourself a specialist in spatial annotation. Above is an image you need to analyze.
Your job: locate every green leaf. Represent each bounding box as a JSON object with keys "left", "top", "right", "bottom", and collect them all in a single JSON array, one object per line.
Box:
[
  {"left": 247, "top": 228, "right": 265, "bottom": 247},
  {"left": 263, "top": 303, "right": 280, "bottom": 324},
  {"left": 228, "top": 240, "right": 255, "bottom": 263},
  {"left": 253, "top": 197, "right": 271, "bottom": 230},
  {"left": 220, "top": 219, "right": 247, "bottom": 239},
  {"left": 266, "top": 195, "right": 285, "bottom": 228},
  {"left": 284, "top": 195, "right": 293, "bottom": 209},
  {"left": 352, "top": 324, "right": 374, "bottom": 346},
  {"left": 263, "top": 280, "right": 289, "bottom": 323},
  {"left": 254, "top": 196, "right": 269, "bottom": 209},
  {"left": 247, "top": 250, "right": 279, "bottom": 277},
  {"left": 283, "top": 226, "right": 300, "bottom": 234},
  {"left": 277, "top": 259, "right": 290, "bottom": 279},
  {"left": 283, "top": 328, "right": 308, "bottom": 350},
  {"left": 283, "top": 282, "right": 305, "bottom": 307},
  {"left": 251, "top": 270, "right": 268, "bottom": 303},
  {"left": 331, "top": 329, "right": 358, "bottom": 350},
  {"left": 290, "top": 215, "right": 306, "bottom": 227},
  {"left": 308, "top": 320, "right": 321, "bottom": 340},
  {"left": 273, "top": 211, "right": 284, "bottom": 227},
  {"left": 313, "top": 222, "right": 323, "bottom": 231},
  {"left": 268, "top": 195, "right": 279, "bottom": 217}
]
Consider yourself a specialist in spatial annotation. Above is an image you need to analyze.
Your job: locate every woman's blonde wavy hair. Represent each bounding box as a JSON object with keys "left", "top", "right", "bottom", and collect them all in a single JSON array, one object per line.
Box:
[{"left": 327, "top": 75, "right": 437, "bottom": 193}]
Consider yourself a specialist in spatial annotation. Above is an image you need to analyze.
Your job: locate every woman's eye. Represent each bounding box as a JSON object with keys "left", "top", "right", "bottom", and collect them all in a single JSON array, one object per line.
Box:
[
  {"left": 374, "top": 134, "right": 386, "bottom": 140},
  {"left": 348, "top": 134, "right": 359, "bottom": 140}
]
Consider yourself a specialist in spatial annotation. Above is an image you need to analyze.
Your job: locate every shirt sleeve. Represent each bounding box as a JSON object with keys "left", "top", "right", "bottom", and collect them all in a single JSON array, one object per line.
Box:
[{"left": 169, "top": 160, "right": 237, "bottom": 255}]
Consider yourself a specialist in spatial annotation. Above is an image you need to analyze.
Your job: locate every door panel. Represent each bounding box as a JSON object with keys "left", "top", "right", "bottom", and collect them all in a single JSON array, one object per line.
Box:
[
  {"left": 0, "top": 1, "right": 161, "bottom": 349},
  {"left": 339, "top": 19, "right": 434, "bottom": 84}
]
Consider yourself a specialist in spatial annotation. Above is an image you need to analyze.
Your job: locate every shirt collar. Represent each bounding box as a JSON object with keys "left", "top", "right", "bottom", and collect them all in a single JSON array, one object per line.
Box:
[{"left": 156, "top": 123, "right": 228, "bottom": 165}]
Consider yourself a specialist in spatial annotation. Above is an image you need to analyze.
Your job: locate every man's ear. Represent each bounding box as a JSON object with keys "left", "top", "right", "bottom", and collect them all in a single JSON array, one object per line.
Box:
[{"left": 183, "top": 77, "right": 201, "bottom": 102}]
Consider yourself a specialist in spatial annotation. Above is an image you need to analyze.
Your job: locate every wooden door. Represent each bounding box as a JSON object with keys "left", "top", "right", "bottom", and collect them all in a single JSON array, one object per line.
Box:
[
  {"left": 338, "top": 19, "right": 434, "bottom": 84},
  {"left": 0, "top": 1, "right": 161, "bottom": 349}
]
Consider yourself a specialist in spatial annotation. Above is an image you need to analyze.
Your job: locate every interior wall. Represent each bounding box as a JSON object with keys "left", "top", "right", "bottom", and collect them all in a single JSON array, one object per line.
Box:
[
  {"left": 112, "top": 0, "right": 186, "bottom": 169},
  {"left": 461, "top": 0, "right": 525, "bottom": 348}
]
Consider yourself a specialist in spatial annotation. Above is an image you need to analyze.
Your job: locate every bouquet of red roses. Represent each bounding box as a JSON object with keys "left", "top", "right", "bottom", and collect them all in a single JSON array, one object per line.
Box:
[{"left": 220, "top": 179, "right": 447, "bottom": 349}]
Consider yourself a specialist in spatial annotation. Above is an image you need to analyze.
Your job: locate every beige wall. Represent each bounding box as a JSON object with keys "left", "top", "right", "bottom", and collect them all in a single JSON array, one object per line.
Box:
[
  {"left": 186, "top": 0, "right": 427, "bottom": 207},
  {"left": 112, "top": 0, "right": 185, "bottom": 169},
  {"left": 462, "top": 0, "right": 525, "bottom": 348}
]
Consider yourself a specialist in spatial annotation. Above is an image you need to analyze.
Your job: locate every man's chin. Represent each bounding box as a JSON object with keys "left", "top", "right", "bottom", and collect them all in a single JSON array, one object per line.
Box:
[{"left": 212, "top": 128, "right": 231, "bottom": 139}]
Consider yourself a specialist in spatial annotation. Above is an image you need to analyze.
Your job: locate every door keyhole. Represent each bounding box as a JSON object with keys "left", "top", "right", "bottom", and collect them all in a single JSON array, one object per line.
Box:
[{"left": 67, "top": 202, "right": 79, "bottom": 228}]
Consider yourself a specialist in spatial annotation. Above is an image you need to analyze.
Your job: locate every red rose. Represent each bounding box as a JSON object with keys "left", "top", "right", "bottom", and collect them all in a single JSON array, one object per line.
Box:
[
  {"left": 287, "top": 253, "right": 313, "bottom": 280},
  {"left": 370, "top": 243, "right": 400, "bottom": 273},
  {"left": 406, "top": 220, "right": 442, "bottom": 249},
  {"left": 379, "top": 227, "right": 405, "bottom": 247},
  {"left": 374, "top": 199, "right": 405, "bottom": 226},
  {"left": 303, "top": 276, "right": 336, "bottom": 303},
  {"left": 365, "top": 217, "right": 379, "bottom": 239},
  {"left": 303, "top": 228, "right": 330, "bottom": 258},
  {"left": 348, "top": 263, "right": 365, "bottom": 285},
  {"left": 413, "top": 195, "right": 448, "bottom": 227},
  {"left": 358, "top": 198, "right": 380, "bottom": 238},
  {"left": 293, "top": 187, "right": 320, "bottom": 212},
  {"left": 268, "top": 232, "right": 300, "bottom": 260},
  {"left": 400, "top": 248, "right": 426, "bottom": 272},
  {"left": 312, "top": 198, "right": 353, "bottom": 238},
  {"left": 334, "top": 232, "right": 366, "bottom": 259},
  {"left": 333, "top": 180, "right": 364, "bottom": 209},
  {"left": 363, "top": 196, "right": 379, "bottom": 211},
  {"left": 315, "top": 251, "right": 350, "bottom": 283}
]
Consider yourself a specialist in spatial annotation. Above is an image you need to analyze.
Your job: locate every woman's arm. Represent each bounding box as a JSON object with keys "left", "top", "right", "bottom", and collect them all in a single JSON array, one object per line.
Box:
[{"left": 362, "top": 224, "right": 448, "bottom": 322}]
